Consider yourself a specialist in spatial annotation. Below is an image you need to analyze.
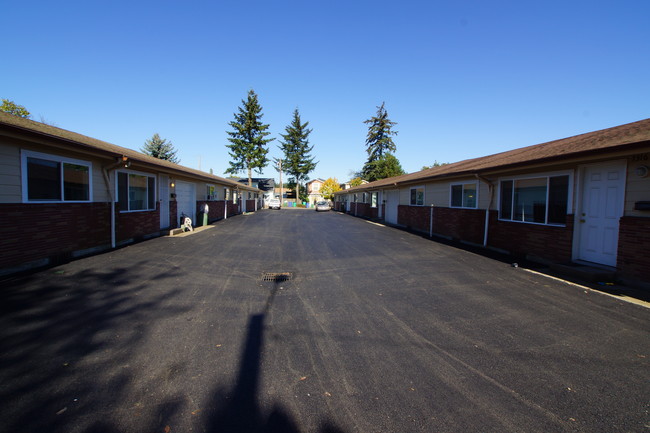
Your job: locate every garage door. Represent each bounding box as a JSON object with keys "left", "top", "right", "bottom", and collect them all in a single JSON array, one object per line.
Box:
[{"left": 175, "top": 181, "right": 196, "bottom": 225}]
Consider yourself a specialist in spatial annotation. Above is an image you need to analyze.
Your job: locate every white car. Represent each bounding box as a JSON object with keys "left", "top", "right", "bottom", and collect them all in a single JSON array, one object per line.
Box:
[
  {"left": 315, "top": 201, "right": 330, "bottom": 212},
  {"left": 268, "top": 198, "right": 281, "bottom": 209}
]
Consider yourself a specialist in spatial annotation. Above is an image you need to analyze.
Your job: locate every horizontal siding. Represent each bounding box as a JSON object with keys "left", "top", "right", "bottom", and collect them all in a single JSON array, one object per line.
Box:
[{"left": 0, "top": 141, "right": 21, "bottom": 203}]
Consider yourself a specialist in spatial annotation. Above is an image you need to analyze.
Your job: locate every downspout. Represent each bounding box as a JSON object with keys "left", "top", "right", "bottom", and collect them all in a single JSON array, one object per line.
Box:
[{"left": 475, "top": 174, "right": 494, "bottom": 247}]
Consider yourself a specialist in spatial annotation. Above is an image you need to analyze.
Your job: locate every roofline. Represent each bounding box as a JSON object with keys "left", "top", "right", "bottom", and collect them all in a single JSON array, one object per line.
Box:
[{"left": 0, "top": 115, "right": 261, "bottom": 192}]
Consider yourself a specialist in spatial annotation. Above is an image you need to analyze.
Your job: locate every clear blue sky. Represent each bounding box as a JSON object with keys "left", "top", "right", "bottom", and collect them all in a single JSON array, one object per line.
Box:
[{"left": 3, "top": 0, "right": 649, "bottom": 184}]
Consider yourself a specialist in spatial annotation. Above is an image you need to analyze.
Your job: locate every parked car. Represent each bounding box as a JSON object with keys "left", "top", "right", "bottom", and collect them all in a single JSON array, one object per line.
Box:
[
  {"left": 315, "top": 201, "right": 330, "bottom": 212},
  {"left": 268, "top": 198, "right": 281, "bottom": 209}
]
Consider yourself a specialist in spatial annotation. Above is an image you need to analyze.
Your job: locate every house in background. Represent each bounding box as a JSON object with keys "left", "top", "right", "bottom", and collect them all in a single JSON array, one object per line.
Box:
[
  {"left": 0, "top": 112, "right": 260, "bottom": 275},
  {"left": 334, "top": 118, "right": 650, "bottom": 288},
  {"left": 236, "top": 178, "right": 275, "bottom": 208},
  {"left": 306, "top": 178, "right": 326, "bottom": 204}
]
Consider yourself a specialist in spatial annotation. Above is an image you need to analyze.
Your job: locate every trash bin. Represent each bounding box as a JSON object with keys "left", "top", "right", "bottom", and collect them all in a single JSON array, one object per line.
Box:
[{"left": 200, "top": 204, "right": 209, "bottom": 226}]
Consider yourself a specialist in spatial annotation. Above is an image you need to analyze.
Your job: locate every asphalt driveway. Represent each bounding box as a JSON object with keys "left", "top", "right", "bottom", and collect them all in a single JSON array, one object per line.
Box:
[{"left": 1, "top": 209, "right": 648, "bottom": 433}]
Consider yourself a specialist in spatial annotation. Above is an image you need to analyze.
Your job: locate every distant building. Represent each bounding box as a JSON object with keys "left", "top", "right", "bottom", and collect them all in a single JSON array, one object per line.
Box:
[{"left": 237, "top": 178, "right": 275, "bottom": 206}]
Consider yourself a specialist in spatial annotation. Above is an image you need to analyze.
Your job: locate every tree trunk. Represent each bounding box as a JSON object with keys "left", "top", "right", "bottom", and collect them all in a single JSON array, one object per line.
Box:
[
  {"left": 248, "top": 167, "right": 252, "bottom": 187},
  {"left": 296, "top": 182, "right": 300, "bottom": 205}
]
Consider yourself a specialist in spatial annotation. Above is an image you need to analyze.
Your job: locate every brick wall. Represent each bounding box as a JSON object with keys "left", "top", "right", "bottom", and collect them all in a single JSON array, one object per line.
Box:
[
  {"left": 115, "top": 202, "right": 160, "bottom": 242},
  {"left": 354, "top": 203, "right": 378, "bottom": 219},
  {"left": 170, "top": 200, "right": 178, "bottom": 228},
  {"left": 196, "top": 200, "right": 226, "bottom": 222},
  {"left": 488, "top": 212, "right": 574, "bottom": 263},
  {"left": 398, "top": 205, "right": 485, "bottom": 244},
  {"left": 246, "top": 199, "right": 256, "bottom": 212},
  {"left": 617, "top": 216, "right": 650, "bottom": 282},
  {"left": 0, "top": 203, "right": 111, "bottom": 269}
]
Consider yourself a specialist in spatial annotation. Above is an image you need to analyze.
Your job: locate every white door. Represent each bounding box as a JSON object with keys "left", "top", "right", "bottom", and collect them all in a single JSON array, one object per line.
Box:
[
  {"left": 159, "top": 175, "right": 170, "bottom": 229},
  {"left": 384, "top": 190, "right": 399, "bottom": 225},
  {"left": 176, "top": 181, "right": 196, "bottom": 225},
  {"left": 242, "top": 192, "right": 247, "bottom": 213},
  {"left": 577, "top": 161, "right": 626, "bottom": 266}
]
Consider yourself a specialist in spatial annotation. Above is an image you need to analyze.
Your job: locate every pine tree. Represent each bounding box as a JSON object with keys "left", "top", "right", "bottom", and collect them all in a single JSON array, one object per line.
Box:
[
  {"left": 363, "top": 102, "right": 397, "bottom": 162},
  {"left": 141, "top": 133, "right": 180, "bottom": 163},
  {"left": 225, "top": 90, "right": 274, "bottom": 186},
  {"left": 278, "top": 108, "right": 317, "bottom": 202},
  {"left": 361, "top": 102, "right": 398, "bottom": 180}
]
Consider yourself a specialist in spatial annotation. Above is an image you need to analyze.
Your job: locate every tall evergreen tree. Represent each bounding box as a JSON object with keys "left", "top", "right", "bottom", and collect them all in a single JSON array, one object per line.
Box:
[
  {"left": 141, "top": 133, "right": 180, "bottom": 163},
  {"left": 361, "top": 102, "right": 398, "bottom": 180},
  {"left": 363, "top": 102, "right": 397, "bottom": 162},
  {"left": 225, "top": 90, "right": 274, "bottom": 186},
  {"left": 278, "top": 108, "right": 317, "bottom": 202}
]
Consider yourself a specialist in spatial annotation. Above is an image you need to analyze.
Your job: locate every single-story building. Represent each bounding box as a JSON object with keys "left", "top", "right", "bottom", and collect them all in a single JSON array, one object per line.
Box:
[
  {"left": 334, "top": 118, "right": 650, "bottom": 287},
  {"left": 0, "top": 112, "right": 261, "bottom": 275}
]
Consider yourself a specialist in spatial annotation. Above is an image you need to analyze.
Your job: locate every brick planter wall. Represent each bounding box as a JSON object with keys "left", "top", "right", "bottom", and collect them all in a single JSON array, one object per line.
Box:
[
  {"left": 0, "top": 202, "right": 111, "bottom": 269},
  {"left": 617, "top": 216, "right": 650, "bottom": 283},
  {"left": 488, "top": 211, "right": 574, "bottom": 263},
  {"left": 354, "top": 203, "right": 378, "bottom": 219},
  {"left": 398, "top": 205, "right": 485, "bottom": 244},
  {"left": 115, "top": 202, "right": 160, "bottom": 243}
]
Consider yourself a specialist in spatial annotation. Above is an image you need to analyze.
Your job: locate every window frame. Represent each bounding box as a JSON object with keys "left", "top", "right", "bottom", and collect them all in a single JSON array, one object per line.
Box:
[
  {"left": 116, "top": 169, "right": 157, "bottom": 213},
  {"left": 21, "top": 150, "right": 93, "bottom": 203},
  {"left": 498, "top": 170, "right": 573, "bottom": 226},
  {"left": 371, "top": 191, "right": 378, "bottom": 208},
  {"left": 449, "top": 181, "right": 478, "bottom": 209},
  {"left": 206, "top": 184, "right": 216, "bottom": 201},
  {"left": 410, "top": 186, "right": 425, "bottom": 206}
]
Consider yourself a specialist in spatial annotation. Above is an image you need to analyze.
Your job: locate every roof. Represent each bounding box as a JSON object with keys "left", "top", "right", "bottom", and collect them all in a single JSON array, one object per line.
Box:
[
  {"left": 0, "top": 112, "right": 260, "bottom": 192},
  {"left": 337, "top": 118, "right": 650, "bottom": 194}
]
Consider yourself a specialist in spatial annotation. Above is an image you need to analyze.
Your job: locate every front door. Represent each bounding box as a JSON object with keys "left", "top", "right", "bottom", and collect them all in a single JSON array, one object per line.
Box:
[
  {"left": 384, "top": 190, "right": 399, "bottom": 225},
  {"left": 577, "top": 161, "right": 626, "bottom": 267}
]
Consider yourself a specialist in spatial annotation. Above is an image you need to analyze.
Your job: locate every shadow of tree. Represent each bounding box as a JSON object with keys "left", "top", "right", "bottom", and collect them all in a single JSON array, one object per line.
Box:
[{"left": 0, "top": 262, "right": 190, "bottom": 433}]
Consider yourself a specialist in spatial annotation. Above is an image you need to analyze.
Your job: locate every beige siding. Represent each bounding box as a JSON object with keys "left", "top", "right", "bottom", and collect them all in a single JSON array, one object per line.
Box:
[{"left": 0, "top": 142, "right": 21, "bottom": 203}]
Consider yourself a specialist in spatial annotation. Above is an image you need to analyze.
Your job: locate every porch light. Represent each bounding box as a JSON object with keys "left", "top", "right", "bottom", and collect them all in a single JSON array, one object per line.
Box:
[{"left": 170, "top": 180, "right": 175, "bottom": 188}]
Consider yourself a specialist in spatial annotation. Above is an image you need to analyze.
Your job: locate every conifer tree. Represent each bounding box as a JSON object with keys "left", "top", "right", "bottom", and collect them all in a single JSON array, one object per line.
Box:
[
  {"left": 361, "top": 102, "right": 399, "bottom": 180},
  {"left": 363, "top": 102, "right": 397, "bottom": 162},
  {"left": 278, "top": 108, "right": 317, "bottom": 202},
  {"left": 141, "top": 133, "right": 179, "bottom": 163},
  {"left": 225, "top": 90, "right": 274, "bottom": 186}
]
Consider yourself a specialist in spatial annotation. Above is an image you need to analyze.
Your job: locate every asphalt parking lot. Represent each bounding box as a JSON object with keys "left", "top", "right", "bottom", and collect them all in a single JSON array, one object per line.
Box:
[{"left": 1, "top": 209, "right": 649, "bottom": 433}]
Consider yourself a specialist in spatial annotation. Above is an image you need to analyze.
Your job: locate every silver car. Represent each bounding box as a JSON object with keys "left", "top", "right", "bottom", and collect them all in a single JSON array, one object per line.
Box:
[
  {"left": 268, "top": 198, "right": 281, "bottom": 209},
  {"left": 315, "top": 201, "right": 330, "bottom": 212}
]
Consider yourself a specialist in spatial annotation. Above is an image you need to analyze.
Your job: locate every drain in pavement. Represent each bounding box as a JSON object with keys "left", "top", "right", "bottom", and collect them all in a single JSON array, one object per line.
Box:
[{"left": 260, "top": 272, "right": 293, "bottom": 282}]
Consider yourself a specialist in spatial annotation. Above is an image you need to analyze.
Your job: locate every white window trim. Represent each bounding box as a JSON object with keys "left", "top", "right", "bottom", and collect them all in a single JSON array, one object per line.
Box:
[
  {"left": 410, "top": 185, "right": 425, "bottom": 206},
  {"left": 21, "top": 149, "right": 93, "bottom": 203},
  {"left": 449, "top": 181, "right": 479, "bottom": 209},
  {"left": 116, "top": 169, "right": 157, "bottom": 213},
  {"left": 497, "top": 170, "right": 574, "bottom": 226},
  {"left": 371, "top": 191, "right": 379, "bottom": 208}
]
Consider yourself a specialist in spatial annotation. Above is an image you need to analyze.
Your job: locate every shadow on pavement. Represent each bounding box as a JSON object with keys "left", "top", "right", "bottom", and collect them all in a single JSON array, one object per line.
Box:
[
  {"left": 203, "top": 283, "right": 347, "bottom": 433},
  {"left": 0, "top": 262, "right": 190, "bottom": 433}
]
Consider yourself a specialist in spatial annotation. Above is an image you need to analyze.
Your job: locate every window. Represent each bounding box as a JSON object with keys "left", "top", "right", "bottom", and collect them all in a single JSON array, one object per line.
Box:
[
  {"left": 410, "top": 186, "right": 424, "bottom": 206},
  {"left": 450, "top": 183, "right": 477, "bottom": 208},
  {"left": 206, "top": 185, "right": 215, "bottom": 200},
  {"left": 117, "top": 171, "right": 156, "bottom": 212},
  {"left": 224, "top": 187, "right": 230, "bottom": 201},
  {"left": 499, "top": 174, "right": 570, "bottom": 225},
  {"left": 22, "top": 151, "right": 91, "bottom": 202},
  {"left": 371, "top": 192, "right": 378, "bottom": 208}
]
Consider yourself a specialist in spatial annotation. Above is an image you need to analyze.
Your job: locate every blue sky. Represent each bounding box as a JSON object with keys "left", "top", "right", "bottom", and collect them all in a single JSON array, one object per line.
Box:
[{"left": 3, "top": 0, "right": 649, "bottom": 184}]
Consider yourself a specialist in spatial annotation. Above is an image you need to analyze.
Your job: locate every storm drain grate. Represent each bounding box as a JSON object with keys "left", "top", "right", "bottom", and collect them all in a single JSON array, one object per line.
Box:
[{"left": 260, "top": 272, "right": 293, "bottom": 282}]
